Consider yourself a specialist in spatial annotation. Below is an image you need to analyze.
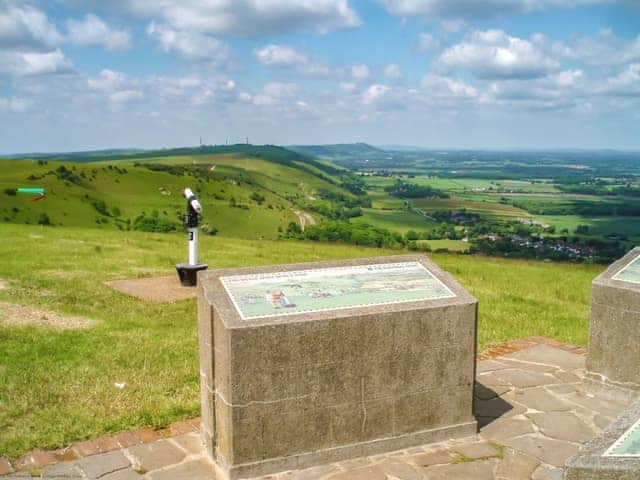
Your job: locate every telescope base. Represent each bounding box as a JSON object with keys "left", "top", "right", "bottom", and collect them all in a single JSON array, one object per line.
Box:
[{"left": 176, "top": 263, "right": 208, "bottom": 287}]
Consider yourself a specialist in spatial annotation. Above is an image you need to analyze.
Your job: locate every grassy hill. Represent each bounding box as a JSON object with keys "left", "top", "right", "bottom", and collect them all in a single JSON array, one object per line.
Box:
[
  {"left": 288, "top": 143, "right": 385, "bottom": 159},
  {"left": 0, "top": 223, "right": 603, "bottom": 458},
  {"left": 0, "top": 145, "right": 360, "bottom": 240}
]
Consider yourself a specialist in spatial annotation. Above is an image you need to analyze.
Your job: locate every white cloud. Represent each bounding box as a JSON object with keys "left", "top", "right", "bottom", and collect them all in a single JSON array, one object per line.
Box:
[
  {"left": 340, "top": 81, "right": 357, "bottom": 93},
  {"left": 67, "top": 14, "right": 130, "bottom": 51},
  {"left": 421, "top": 74, "right": 477, "bottom": 99},
  {"left": 88, "top": 69, "right": 128, "bottom": 91},
  {"left": 109, "top": 89, "right": 143, "bottom": 103},
  {"left": 77, "top": 0, "right": 360, "bottom": 37},
  {"left": 253, "top": 82, "right": 301, "bottom": 106},
  {"left": 146, "top": 22, "right": 228, "bottom": 61},
  {"left": 350, "top": 64, "right": 370, "bottom": 81},
  {"left": 485, "top": 70, "right": 584, "bottom": 103},
  {"left": 0, "top": 1, "right": 62, "bottom": 50},
  {"left": 362, "top": 84, "right": 390, "bottom": 105},
  {"left": 0, "top": 48, "right": 73, "bottom": 76},
  {"left": 439, "top": 29, "right": 559, "bottom": 79},
  {"left": 417, "top": 33, "right": 441, "bottom": 52},
  {"left": 379, "top": 0, "right": 620, "bottom": 18},
  {"left": 254, "top": 44, "right": 332, "bottom": 76},
  {"left": 602, "top": 63, "right": 640, "bottom": 97},
  {"left": 0, "top": 96, "right": 32, "bottom": 112},
  {"left": 0, "top": 2, "right": 72, "bottom": 77},
  {"left": 384, "top": 64, "right": 404, "bottom": 81},
  {"left": 441, "top": 19, "right": 465, "bottom": 33},
  {"left": 550, "top": 31, "right": 640, "bottom": 66},
  {"left": 254, "top": 44, "right": 308, "bottom": 66}
]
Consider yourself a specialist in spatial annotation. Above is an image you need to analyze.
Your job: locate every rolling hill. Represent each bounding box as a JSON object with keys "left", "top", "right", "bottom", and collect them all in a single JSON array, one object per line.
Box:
[
  {"left": 288, "top": 143, "right": 385, "bottom": 160},
  {"left": 0, "top": 145, "right": 360, "bottom": 240}
]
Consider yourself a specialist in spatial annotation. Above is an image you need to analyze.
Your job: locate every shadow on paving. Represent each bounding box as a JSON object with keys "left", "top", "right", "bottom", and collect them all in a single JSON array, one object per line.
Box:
[{"left": 474, "top": 382, "right": 515, "bottom": 429}]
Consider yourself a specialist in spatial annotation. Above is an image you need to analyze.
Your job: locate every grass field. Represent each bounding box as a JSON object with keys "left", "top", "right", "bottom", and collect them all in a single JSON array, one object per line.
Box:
[
  {"left": 351, "top": 208, "right": 436, "bottom": 233},
  {"left": 535, "top": 215, "right": 640, "bottom": 238},
  {"left": 364, "top": 176, "right": 559, "bottom": 194},
  {"left": 411, "top": 197, "right": 531, "bottom": 220},
  {"left": 419, "top": 239, "right": 470, "bottom": 252},
  {"left": 0, "top": 223, "right": 603, "bottom": 458}
]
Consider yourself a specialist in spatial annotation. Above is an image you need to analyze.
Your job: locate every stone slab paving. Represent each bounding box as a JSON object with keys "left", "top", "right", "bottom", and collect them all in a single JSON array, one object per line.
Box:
[{"left": 3, "top": 341, "right": 636, "bottom": 480}]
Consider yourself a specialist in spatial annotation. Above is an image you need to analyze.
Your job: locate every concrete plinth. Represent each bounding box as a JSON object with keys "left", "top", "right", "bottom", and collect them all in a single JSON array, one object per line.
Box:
[
  {"left": 587, "top": 247, "right": 640, "bottom": 391},
  {"left": 564, "top": 401, "right": 640, "bottom": 480},
  {"left": 197, "top": 255, "right": 478, "bottom": 479}
]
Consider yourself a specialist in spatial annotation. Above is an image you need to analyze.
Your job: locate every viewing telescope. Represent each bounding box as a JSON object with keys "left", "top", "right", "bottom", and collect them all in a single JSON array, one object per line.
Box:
[
  {"left": 184, "top": 187, "right": 202, "bottom": 213},
  {"left": 175, "top": 187, "right": 208, "bottom": 287}
]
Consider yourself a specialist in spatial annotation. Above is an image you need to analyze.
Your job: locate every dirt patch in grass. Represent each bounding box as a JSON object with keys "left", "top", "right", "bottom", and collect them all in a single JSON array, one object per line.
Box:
[
  {"left": 0, "top": 302, "right": 94, "bottom": 329},
  {"left": 0, "top": 278, "right": 6, "bottom": 290},
  {"left": 106, "top": 275, "right": 197, "bottom": 303}
]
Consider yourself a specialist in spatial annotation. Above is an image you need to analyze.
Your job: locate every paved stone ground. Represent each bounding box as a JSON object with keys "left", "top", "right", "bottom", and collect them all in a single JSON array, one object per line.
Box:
[{"left": 2, "top": 343, "right": 636, "bottom": 479}]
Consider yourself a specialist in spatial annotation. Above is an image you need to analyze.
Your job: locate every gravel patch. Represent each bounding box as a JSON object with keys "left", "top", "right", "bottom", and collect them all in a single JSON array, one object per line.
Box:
[{"left": 0, "top": 302, "right": 94, "bottom": 329}]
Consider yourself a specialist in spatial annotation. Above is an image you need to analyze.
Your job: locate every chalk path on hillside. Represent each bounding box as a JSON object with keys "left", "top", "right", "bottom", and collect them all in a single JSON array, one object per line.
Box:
[{"left": 295, "top": 210, "right": 316, "bottom": 231}]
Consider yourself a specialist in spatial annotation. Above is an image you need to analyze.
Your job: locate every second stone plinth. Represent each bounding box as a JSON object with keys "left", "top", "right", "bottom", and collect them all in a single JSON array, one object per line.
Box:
[
  {"left": 587, "top": 247, "right": 640, "bottom": 391},
  {"left": 198, "top": 255, "right": 478, "bottom": 479}
]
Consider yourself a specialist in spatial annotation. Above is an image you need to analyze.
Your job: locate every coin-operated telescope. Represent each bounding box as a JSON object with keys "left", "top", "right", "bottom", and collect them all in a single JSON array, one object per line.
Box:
[{"left": 175, "top": 188, "right": 208, "bottom": 286}]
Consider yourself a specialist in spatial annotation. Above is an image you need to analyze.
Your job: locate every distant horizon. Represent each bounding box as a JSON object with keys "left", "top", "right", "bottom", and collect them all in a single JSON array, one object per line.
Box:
[{"left": 3, "top": 142, "right": 640, "bottom": 158}]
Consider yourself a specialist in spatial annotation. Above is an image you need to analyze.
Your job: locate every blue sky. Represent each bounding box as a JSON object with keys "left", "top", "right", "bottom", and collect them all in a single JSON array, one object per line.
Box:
[{"left": 0, "top": 0, "right": 639, "bottom": 153}]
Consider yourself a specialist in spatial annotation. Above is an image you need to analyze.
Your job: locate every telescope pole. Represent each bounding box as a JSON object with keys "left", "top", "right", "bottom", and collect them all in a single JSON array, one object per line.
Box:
[
  {"left": 175, "top": 188, "right": 208, "bottom": 287},
  {"left": 188, "top": 227, "right": 198, "bottom": 265}
]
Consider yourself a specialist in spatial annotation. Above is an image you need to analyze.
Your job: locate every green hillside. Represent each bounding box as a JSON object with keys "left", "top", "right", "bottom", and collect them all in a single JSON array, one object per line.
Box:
[{"left": 0, "top": 145, "right": 359, "bottom": 240}]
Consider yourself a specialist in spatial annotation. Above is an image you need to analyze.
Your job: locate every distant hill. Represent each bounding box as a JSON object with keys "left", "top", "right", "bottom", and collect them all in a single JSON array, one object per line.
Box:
[
  {"left": 2, "top": 148, "right": 145, "bottom": 159},
  {"left": 288, "top": 143, "right": 385, "bottom": 159},
  {"left": 0, "top": 144, "right": 362, "bottom": 240}
]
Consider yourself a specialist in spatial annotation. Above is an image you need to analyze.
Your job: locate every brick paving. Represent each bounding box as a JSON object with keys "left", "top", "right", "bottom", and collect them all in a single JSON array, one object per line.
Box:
[{"left": 2, "top": 338, "right": 636, "bottom": 479}]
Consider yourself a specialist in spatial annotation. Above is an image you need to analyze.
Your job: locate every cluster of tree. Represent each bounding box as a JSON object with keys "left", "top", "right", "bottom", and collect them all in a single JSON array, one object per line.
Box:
[
  {"left": 430, "top": 209, "right": 480, "bottom": 225},
  {"left": 384, "top": 180, "right": 449, "bottom": 199},
  {"left": 306, "top": 203, "right": 363, "bottom": 220},
  {"left": 229, "top": 197, "right": 250, "bottom": 210},
  {"left": 307, "top": 187, "right": 371, "bottom": 220},
  {"left": 316, "top": 188, "right": 371, "bottom": 208},
  {"left": 132, "top": 211, "right": 178, "bottom": 233},
  {"left": 53, "top": 165, "right": 83, "bottom": 185},
  {"left": 557, "top": 183, "right": 640, "bottom": 197},
  {"left": 139, "top": 163, "right": 219, "bottom": 182},
  {"left": 339, "top": 174, "right": 367, "bottom": 196},
  {"left": 508, "top": 198, "right": 640, "bottom": 216},
  {"left": 285, "top": 221, "right": 405, "bottom": 248},
  {"left": 249, "top": 192, "right": 265, "bottom": 205}
]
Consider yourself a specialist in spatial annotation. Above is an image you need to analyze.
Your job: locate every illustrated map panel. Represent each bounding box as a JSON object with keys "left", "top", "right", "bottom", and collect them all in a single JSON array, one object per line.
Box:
[
  {"left": 613, "top": 253, "right": 640, "bottom": 285},
  {"left": 604, "top": 417, "right": 640, "bottom": 457},
  {"left": 220, "top": 261, "right": 456, "bottom": 320}
]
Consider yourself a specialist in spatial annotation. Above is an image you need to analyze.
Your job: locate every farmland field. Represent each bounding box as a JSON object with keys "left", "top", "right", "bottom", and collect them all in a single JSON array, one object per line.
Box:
[
  {"left": 411, "top": 197, "right": 531, "bottom": 220},
  {"left": 351, "top": 208, "right": 436, "bottom": 233}
]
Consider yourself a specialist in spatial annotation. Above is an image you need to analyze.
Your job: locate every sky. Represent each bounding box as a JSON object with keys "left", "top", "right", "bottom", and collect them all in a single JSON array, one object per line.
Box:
[{"left": 0, "top": 0, "right": 639, "bottom": 153}]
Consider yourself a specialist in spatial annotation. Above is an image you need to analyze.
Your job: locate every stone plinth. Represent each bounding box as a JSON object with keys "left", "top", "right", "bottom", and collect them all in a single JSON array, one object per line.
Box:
[
  {"left": 587, "top": 247, "right": 640, "bottom": 391},
  {"left": 564, "top": 400, "right": 640, "bottom": 480},
  {"left": 197, "top": 255, "right": 478, "bottom": 479}
]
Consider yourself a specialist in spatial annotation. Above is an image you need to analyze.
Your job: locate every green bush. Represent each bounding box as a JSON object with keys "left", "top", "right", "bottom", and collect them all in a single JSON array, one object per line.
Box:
[{"left": 133, "top": 213, "right": 178, "bottom": 233}]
